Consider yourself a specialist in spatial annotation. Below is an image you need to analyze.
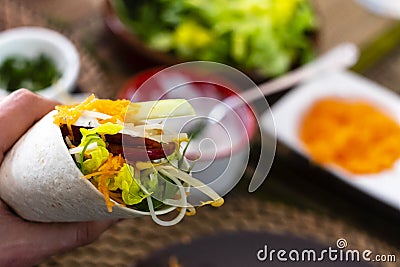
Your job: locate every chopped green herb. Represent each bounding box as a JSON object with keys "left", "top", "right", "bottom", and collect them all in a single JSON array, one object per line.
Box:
[{"left": 0, "top": 53, "right": 61, "bottom": 92}]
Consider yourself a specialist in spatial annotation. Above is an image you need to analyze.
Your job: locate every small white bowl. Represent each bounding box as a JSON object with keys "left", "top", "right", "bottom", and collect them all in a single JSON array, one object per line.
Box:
[
  {"left": 0, "top": 26, "right": 80, "bottom": 99},
  {"left": 355, "top": 0, "right": 400, "bottom": 18}
]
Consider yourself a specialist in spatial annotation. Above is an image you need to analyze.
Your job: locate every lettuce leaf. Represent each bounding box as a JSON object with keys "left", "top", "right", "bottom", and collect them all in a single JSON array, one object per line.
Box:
[
  {"left": 109, "top": 163, "right": 148, "bottom": 205},
  {"left": 113, "top": 0, "right": 317, "bottom": 77},
  {"left": 79, "top": 122, "right": 123, "bottom": 174},
  {"left": 81, "top": 146, "right": 109, "bottom": 175},
  {"left": 80, "top": 122, "right": 123, "bottom": 144},
  {"left": 78, "top": 122, "right": 149, "bottom": 205}
]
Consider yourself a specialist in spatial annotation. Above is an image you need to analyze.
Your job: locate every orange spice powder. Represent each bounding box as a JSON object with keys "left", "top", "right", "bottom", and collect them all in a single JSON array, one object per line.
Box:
[{"left": 299, "top": 97, "right": 400, "bottom": 174}]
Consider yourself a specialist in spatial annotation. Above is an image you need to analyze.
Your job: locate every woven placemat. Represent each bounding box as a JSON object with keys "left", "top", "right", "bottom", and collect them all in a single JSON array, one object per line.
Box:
[
  {"left": 0, "top": 0, "right": 114, "bottom": 99},
  {"left": 37, "top": 194, "right": 399, "bottom": 267},
  {"left": 364, "top": 44, "right": 400, "bottom": 95}
]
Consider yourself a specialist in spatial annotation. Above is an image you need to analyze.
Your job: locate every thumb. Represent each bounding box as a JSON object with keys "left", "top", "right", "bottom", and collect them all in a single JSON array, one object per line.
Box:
[{"left": 6, "top": 219, "right": 115, "bottom": 267}]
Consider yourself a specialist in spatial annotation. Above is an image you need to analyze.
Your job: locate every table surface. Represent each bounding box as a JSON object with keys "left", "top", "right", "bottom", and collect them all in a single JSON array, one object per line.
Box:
[{"left": 6, "top": 0, "right": 400, "bottom": 266}]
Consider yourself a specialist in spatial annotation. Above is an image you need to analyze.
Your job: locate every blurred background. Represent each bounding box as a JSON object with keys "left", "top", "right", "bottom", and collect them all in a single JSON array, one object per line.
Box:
[
  {"left": 2, "top": 0, "right": 400, "bottom": 266},
  {"left": 8, "top": 0, "right": 400, "bottom": 96}
]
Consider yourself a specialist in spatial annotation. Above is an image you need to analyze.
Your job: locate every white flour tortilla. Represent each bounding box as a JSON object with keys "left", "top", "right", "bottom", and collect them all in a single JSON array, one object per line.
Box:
[{"left": 0, "top": 111, "right": 175, "bottom": 222}]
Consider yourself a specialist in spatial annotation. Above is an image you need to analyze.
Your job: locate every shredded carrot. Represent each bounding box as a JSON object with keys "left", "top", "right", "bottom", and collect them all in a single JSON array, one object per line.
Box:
[
  {"left": 98, "top": 154, "right": 126, "bottom": 211},
  {"left": 98, "top": 154, "right": 125, "bottom": 172},
  {"left": 53, "top": 94, "right": 131, "bottom": 129},
  {"left": 85, "top": 98, "right": 130, "bottom": 124},
  {"left": 84, "top": 153, "right": 126, "bottom": 211},
  {"left": 98, "top": 173, "right": 114, "bottom": 212},
  {"left": 54, "top": 94, "right": 96, "bottom": 139},
  {"left": 299, "top": 98, "right": 400, "bottom": 174}
]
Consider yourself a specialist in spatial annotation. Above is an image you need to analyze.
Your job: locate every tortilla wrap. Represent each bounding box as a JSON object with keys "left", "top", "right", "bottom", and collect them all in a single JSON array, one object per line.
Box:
[{"left": 0, "top": 111, "right": 175, "bottom": 222}]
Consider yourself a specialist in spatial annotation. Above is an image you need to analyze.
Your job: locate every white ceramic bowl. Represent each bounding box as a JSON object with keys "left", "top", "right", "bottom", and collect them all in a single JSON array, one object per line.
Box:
[
  {"left": 0, "top": 27, "right": 80, "bottom": 99},
  {"left": 262, "top": 70, "right": 400, "bottom": 211},
  {"left": 355, "top": 0, "right": 400, "bottom": 18}
]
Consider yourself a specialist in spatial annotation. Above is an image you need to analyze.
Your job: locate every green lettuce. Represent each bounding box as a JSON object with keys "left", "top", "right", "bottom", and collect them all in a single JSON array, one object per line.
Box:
[
  {"left": 78, "top": 123, "right": 150, "bottom": 205},
  {"left": 108, "top": 163, "right": 148, "bottom": 205},
  {"left": 113, "top": 0, "right": 317, "bottom": 77},
  {"left": 81, "top": 146, "right": 109, "bottom": 175},
  {"left": 79, "top": 123, "right": 123, "bottom": 174}
]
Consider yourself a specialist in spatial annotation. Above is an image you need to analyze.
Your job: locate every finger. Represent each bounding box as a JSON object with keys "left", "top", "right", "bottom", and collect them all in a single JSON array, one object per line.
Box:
[
  {"left": 0, "top": 89, "right": 58, "bottom": 158},
  {"left": 14, "top": 220, "right": 115, "bottom": 266}
]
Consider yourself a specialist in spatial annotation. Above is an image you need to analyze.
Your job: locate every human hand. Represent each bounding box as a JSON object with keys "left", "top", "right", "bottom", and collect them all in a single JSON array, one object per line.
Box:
[{"left": 0, "top": 90, "right": 115, "bottom": 267}]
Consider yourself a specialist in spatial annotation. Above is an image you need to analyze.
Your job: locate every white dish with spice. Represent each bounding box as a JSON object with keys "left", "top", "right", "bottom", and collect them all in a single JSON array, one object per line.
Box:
[
  {"left": 0, "top": 26, "right": 80, "bottom": 99},
  {"left": 261, "top": 70, "right": 400, "bottom": 210}
]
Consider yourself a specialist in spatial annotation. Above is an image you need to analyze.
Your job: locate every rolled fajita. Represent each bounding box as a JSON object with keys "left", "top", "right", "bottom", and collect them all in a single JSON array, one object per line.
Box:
[{"left": 0, "top": 95, "right": 223, "bottom": 226}]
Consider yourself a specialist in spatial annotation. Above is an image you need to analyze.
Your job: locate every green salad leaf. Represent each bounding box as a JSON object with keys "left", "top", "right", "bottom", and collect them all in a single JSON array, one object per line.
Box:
[
  {"left": 113, "top": 0, "right": 317, "bottom": 77},
  {"left": 81, "top": 144, "right": 109, "bottom": 175},
  {"left": 109, "top": 163, "right": 148, "bottom": 205},
  {"left": 78, "top": 122, "right": 157, "bottom": 206},
  {"left": 79, "top": 123, "right": 123, "bottom": 174}
]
